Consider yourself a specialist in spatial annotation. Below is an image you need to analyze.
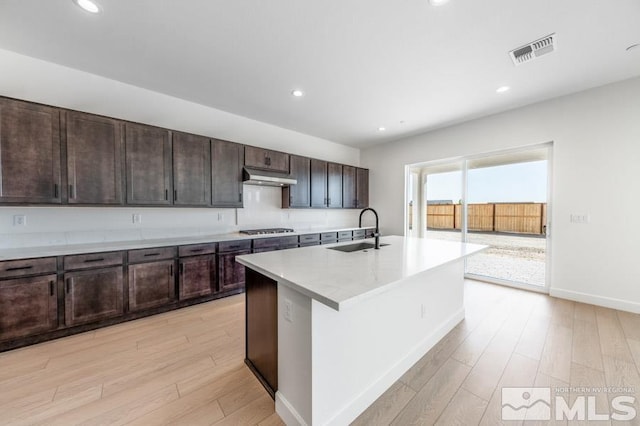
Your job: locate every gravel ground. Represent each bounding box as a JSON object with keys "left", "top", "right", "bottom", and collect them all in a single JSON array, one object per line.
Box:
[{"left": 426, "top": 230, "right": 547, "bottom": 286}]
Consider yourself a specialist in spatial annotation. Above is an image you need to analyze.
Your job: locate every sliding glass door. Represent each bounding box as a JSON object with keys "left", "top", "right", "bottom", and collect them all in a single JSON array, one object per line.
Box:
[{"left": 407, "top": 145, "right": 551, "bottom": 290}]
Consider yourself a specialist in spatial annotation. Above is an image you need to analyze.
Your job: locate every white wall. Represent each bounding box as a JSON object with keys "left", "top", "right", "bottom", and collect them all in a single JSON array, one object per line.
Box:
[
  {"left": 361, "top": 76, "right": 640, "bottom": 313},
  {"left": 0, "top": 49, "right": 361, "bottom": 246}
]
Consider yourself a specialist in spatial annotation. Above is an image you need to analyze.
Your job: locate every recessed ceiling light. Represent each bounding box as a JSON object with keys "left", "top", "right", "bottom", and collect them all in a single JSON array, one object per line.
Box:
[
  {"left": 429, "top": 0, "right": 450, "bottom": 6},
  {"left": 291, "top": 90, "right": 304, "bottom": 97},
  {"left": 627, "top": 44, "right": 639, "bottom": 52},
  {"left": 73, "top": 0, "right": 101, "bottom": 13},
  {"left": 378, "top": 127, "right": 386, "bottom": 132},
  {"left": 496, "top": 86, "right": 511, "bottom": 94}
]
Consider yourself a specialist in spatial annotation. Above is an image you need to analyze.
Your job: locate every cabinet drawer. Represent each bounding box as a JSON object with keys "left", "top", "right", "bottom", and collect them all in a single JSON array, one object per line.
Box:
[
  {"left": 252, "top": 236, "right": 298, "bottom": 250},
  {"left": 353, "top": 229, "right": 366, "bottom": 240},
  {"left": 64, "top": 251, "right": 123, "bottom": 271},
  {"left": 0, "top": 257, "right": 57, "bottom": 279},
  {"left": 338, "top": 231, "right": 353, "bottom": 240},
  {"left": 320, "top": 232, "right": 338, "bottom": 241},
  {"left": 128, "top": 247, "right": 176, "bottom": 264},
  {"left": 299, "top": 234, "right": 320, "bottom": 244},
  {"left": 178, "top": 243, "right": 217, "bottom": 257},
  {"left": 218, "top": 240, "right": 252, "bottom": 253}
]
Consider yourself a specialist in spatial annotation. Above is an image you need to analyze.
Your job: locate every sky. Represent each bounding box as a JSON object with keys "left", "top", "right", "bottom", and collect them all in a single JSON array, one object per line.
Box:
[{"left": 425, "top": 160, "right": 548, "bottom": 203}]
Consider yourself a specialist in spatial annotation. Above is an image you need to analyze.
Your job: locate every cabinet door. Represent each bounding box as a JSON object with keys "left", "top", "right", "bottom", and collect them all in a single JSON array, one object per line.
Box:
[
  {"left": 64, "top": 267, "right": 124, "bottom": 326},
  {"left": 342, "top": 165, "right": 357, "bottom": 208},
  {"left": 218, "top": 250, "right": 250, "bottom": 292},
  {"left": 173, "top": 132, "right": 211, "bottom": 206},
  {"left": 128, "top": 260, "right": 176, "bottom": 312},
  {"left": 356, "top": 168, "right": 369, "bottom": 208},
  {"left": 283, "top": 155, "right": 310, "bottom": 208},
  {"left": 0, "top": 98, "right": 61, "bottom": 203},
  {"left": 245, "top": 146, "right": 289, "bottom": 172},
  {"left": 310, "top": 159, "right": 327, "bottom": 208},
  {"left": 212, "top": 139, "right": 244, "bottom": 207},
  {"left": 125, "top": 123, "right": 172, "bottom": 205},
  {"left": 66, "top": 111, "right": 123, "bottom": 204},
  {"left": 179, "top": 255, "right": 216, "bottom": 300},
  {"left": 0, "top": 274, "right": 57, "bottom": 341},
  {"left": 327, "top": 162, "right": 343, "bottom": 208}
]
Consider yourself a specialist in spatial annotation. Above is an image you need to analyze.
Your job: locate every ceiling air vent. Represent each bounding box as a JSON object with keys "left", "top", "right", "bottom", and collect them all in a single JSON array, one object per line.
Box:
[{"left": 509, "top": 33, "right": 556, "bottom": 65}]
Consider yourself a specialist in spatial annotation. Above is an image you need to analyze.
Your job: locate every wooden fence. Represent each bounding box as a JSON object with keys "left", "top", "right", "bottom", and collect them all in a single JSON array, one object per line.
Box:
[{"left": 427, "top": 203, "right": 547, "bottom": 235}]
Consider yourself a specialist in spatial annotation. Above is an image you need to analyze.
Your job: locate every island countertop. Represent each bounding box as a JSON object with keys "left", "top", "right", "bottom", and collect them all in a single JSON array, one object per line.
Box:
[{"left": 236, "top": 235, "right": 486, "bottom": 310}]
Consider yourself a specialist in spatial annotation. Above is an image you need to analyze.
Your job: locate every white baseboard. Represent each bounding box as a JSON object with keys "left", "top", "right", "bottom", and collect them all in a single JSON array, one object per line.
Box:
[
  {"left": 275, "top": 393, "right": 308, "bottom": 426},
  {"left": 550, "top": 288, "right": 640, "bottom": 314}
]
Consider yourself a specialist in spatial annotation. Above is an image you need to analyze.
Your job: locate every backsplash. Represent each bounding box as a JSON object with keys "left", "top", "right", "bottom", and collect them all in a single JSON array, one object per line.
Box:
[{"left": 0, "top": 185, "right": 367, "bottom": 249}]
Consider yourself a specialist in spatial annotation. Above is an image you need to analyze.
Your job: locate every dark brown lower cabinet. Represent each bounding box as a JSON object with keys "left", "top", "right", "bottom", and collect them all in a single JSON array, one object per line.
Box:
[
  {"left": 0, "top": 274, "right": 58, "bottom": 341},
  {"left": 128, "top": 260, "right": 176, "bottom": 312},
  {"left": 245, "top": 268, "right": 278, "bottom": 397},
  {"left": 218, "top": 250, "right": 250, "bottom": 292},
  {"left": 179, "top": 255, "right": 216, "bottom": 300},
  {"left": 64, "top": 267, "right": 124, "bottom": 326}
]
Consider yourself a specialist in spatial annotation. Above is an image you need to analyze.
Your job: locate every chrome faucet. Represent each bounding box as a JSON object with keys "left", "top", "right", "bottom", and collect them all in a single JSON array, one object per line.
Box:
[{"left": 359, "top": 208, "right": 380, "bottom": 249}]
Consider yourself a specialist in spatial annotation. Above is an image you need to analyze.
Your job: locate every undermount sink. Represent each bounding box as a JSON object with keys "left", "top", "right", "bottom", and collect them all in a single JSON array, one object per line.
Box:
[{"left": 327, "top": 242, "right": 389, "bottom": 253}]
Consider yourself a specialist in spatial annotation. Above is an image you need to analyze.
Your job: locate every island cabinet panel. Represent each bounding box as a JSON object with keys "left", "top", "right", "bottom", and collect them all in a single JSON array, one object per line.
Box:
[
  {"left": 342, "top": 165, "right": 357, "bottom": 209},
  {"left": 327, "top": 162, "right": 343, "bottom": 208},
  {"left": 66, "top": 111, "right": 123, "bottom": 205},
  {"left": 356, "top": 168, "right": 369, "bottom": 208},
  {"left": 0, "top": 98, "right": 61, "bottom": 204},
  {"left": 211, "top": 139, "right": 244, "bottom": 207},
  {"left": 218, "top": 240, "right": 251, "bottom": 292},
  {"left": 179, "top": 255, "right": 217, "bottom": 300},
  {"left": 172, "top": 132, "right": 211, "bottom": 206},
  {"left": 310, "top": 159, "right": 328, "bottom": 208},
  {"left": 245, "top": 268, "right": 278, "bottom": 396},
  {"left": 128, "top": 260, "right": 176, "bottom": 312},
  {"left": 245, "top": 146, "right": 289, "bottom": 172},
  {"left": 125, "top": 123, "right": 172, "bottom": 205},
  {"left": 64, "top": 266, "right": 124, "bottom": 326},
  {"left": 0, "top": 274, "right": 58, "bottom": 342},
  {"left": 282, "top": 155, "right": 310, "bottom": 208}
]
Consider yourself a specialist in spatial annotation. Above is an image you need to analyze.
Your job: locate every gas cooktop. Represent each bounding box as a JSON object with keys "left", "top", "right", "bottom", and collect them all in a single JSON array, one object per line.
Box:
[{"left": 239, "top": 228, "right": 295, "bottom": 236}]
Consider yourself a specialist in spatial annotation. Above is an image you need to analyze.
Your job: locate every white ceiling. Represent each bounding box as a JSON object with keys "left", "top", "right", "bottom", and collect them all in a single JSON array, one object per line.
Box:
[{"left": 1, "top": 0, "right": 639, "bottom": 148}]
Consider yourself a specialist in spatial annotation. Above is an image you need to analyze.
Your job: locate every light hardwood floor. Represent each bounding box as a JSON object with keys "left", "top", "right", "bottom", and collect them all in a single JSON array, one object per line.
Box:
[{"left": 1, "top": 280, "right": 639, "bottom": 425}]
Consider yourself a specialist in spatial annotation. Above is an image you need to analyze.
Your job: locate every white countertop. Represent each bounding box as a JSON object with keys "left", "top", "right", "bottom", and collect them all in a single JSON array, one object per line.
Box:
[
  {"left": 236, "top": 235, "right": 487, "bottom": 311},
  {"left": 0, "top": 227, "right": 371, "bottom": 261}
]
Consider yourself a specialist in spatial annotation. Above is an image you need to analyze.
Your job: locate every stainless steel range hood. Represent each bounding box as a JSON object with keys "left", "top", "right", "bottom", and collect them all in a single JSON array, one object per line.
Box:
[{"left": 242, "top": 167, "right": 297, "bottom": 187}]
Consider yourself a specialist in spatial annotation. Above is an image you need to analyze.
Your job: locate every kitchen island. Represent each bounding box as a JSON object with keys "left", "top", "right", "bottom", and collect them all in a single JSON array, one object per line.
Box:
[{"left": 236, "top": 235, "right": 486, "bottom": 426}]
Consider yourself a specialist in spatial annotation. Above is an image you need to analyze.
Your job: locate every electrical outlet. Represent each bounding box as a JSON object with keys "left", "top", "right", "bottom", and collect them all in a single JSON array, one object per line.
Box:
[
  {"left": 217, "top": 213, "right": 224, "bottom": 221},
  {"left": 132, "top": 213, "right": 142, "bottom": 224},
  {"left": 13, "top": 215, "right": 26, "bottom": 226},
  {"left": 570, "top": 213, "right": 590, "bottom": 224},
  {"left": 284, "top": 299, "right": 293, "bottom": 322}
]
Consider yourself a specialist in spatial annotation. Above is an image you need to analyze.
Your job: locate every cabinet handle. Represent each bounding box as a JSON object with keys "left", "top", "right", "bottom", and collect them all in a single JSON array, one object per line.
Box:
[
  {"left": 54, "top": 184, "right": 59, "bottom": 198},
  {"left": 66, "top": 278, "right": 71, "bottom": 294},
  {"left": 165, "top": 189, "right": 169, "bottom": 201},
  {"left": 239, "top": 193, "right": 243, "bottom": 203},
  {"left": 227, "top": 245, "right": 240, "bottom": 250},
  {"left": 190, "top": 248, "right": 204, "bottom": 253},
  {"left": 5, "top": 265, "right": 33, "bottom": 271},
  {"left": 84, "top": 258, "right": 105, "bottom": 263},
  {"left": 69, "top": 184, "right": 74, "bottom": 199},
  {"left": 174, "top": 189, "right": 177, "bottom": 201},
  {"left": 170, "top": 264, "right": 173, "bottom": 276},
  {"left": 143, "top": 253, "right": 160, "bottom": 257},
  {"left": 49, "top": 281, "right": 54, "bottom": 296}
]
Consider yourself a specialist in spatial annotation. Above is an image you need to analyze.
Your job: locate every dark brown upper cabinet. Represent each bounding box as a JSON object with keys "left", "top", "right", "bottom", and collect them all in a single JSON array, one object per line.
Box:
[
  {"left": 342, "top": 165, "right": 357, "bottom": 208},
  {"left": 310, "top": 159, "right": 328, "bottom": 208},
  {"left": 172, "top": 132, "right": 211, "bottom": 206},
  {"left": 212, "top": 139, "right": 244, "bottom": 207},
  {"left": 0, "top": 98, "right": 61, "bottom": 204},
  {"left": 327, "top": 162, "right": 343, "bottom": 208},
  {"left": 282, "top": 155, "right": 310, "bottom": 208},
  {"left": 356, "top": 168, "right": 369, "bottom": 208},
  {"left": 245, "top": 146, "right": 289, "bottom": 173},
  {"left": 125, "top": 123, "right": 172, "bottom": 205},
  {"left": 66, "top": 111, "right": 123, "bottom": 205}
]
